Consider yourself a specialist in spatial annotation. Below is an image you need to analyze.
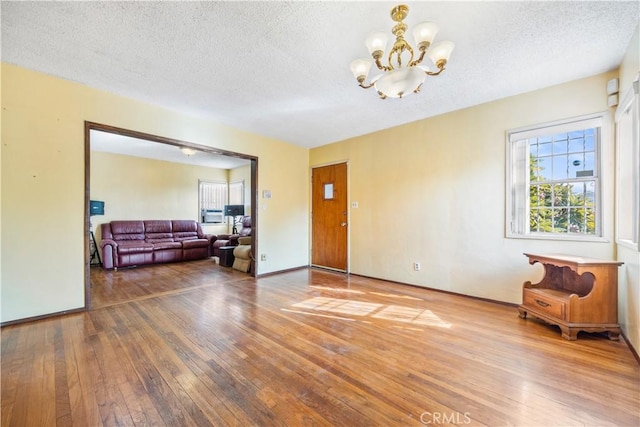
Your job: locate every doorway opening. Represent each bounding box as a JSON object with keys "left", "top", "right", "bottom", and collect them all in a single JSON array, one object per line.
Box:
[{"left": 84, "top": 121, "right": 258, "bottom": 308}]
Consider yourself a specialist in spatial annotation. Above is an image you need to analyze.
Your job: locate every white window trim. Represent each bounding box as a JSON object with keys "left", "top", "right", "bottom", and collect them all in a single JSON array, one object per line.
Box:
[
  {"left": 506, "top": 112, "right": 609, "bottom": 242},
  {"left": 615, "top": 78, "right": 640, "bottom": 251}
]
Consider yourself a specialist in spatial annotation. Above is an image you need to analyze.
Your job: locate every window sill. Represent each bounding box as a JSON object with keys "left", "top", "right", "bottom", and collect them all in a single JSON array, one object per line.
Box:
[
  {"left": 616, "top": 239, "right": 640, "bottom": 252},
  {"left": 506, "top": 233, "right": 609, "bottom": 243}
]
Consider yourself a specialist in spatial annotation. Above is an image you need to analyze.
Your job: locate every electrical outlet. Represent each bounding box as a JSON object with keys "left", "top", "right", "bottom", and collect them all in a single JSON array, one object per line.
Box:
[
  {"left": 413, "top": 262, "right": 421, "bottom": 271},
  {"left": 261, "top": 254, "right": 267, "bottom": 261}
]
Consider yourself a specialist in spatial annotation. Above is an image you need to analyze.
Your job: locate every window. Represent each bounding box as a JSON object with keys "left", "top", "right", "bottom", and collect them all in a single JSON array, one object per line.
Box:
[
  {"left": 615, "top": 79, "right": 639, "bottom": 250},
  {"left": 228, "top": 180, "right": 244, "bottom": 205},
  {"left": 506, "top": 113, "right": 605, "bottom": 240},
  {"left": 199, "top": 180, "right": 227, "bottom": 223},
  {"left": 199, "top": 180, "right": 245, "bottom": 223}
]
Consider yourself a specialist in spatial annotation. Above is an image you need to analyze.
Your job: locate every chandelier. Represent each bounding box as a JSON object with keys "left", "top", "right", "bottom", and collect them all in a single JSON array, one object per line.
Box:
[{"left": 349, "top": 4, "right": 455, "bottom": 99}]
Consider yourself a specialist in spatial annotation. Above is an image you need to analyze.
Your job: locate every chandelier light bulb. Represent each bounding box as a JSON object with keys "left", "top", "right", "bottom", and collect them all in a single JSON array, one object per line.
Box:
[
  {"left": 427, "top": 40, "right": 455, "bottom": 65},
  {"left": 350, "top": 59, "right": 373, "bottom": 81},
  {"left": 412, "top": 21, "right": 439, "bottom": 47},
  {"left": 365, "top": 32, "right": 389, "bottom": 56}
]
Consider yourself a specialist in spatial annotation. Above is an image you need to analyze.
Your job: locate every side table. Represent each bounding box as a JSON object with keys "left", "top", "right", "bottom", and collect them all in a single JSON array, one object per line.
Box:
[
  {"left": 518, "top": 253, "right": 623, "bottom": 340},
  {"left": 218, "top": 246, "right": 236, "bottom": 267}
]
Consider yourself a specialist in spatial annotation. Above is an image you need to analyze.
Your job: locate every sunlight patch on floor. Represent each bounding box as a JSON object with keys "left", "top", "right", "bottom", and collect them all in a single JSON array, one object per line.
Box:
[
  {"left": 372, "top": 305, "right": 451, "bottom": 328},
  {"left": 288, "top": 297, "right": 451, "bottom": 328},
  {"left": 292, "top": 297, "right": 382, "bottom": 316},
  {"left": 280, "top": 308, "right": 356, "bottom": 322},
  {"left": 309, "top": 285, "right": 366, "bottom": 294},
  {"left": 368, "top": 291, "right": 424, "bottom": 301}
]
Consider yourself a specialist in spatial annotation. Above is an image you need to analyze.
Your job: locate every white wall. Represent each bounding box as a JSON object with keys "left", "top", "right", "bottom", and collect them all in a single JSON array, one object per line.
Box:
[
  {"left": 615, "top": 22, "right": 640, "bottom": 352},
  {"left": 311, "top": 71, "right": 618, "bottom": 304}
]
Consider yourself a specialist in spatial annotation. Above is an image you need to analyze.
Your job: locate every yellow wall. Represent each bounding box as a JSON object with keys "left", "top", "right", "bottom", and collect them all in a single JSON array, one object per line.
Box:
[
  {"left": 90, "top": 151, "right": 231, "bottom": 241},
  {"left": 616, "top": 22, "right": 640, "bottom": 352},
  {"left": 311, "top": 71, "right": 618, "bottom": 305},
  {"left": 1, "top": 63, "right": 309, "bottom": 323}
]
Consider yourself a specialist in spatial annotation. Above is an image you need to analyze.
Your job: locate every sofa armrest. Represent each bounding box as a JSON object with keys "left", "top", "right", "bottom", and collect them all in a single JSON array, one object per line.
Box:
[
  {"left": 227, "top": 234, "right": 241, "bottom": 246},
  {"left": 204, "top": 234, "right": 216, "bottom": 257},
  {"left": 216, "top": 234, "right": 231, "bottom": 240},
  {"left": 99, "top": 239, "right": 118, "bottom": 269}
]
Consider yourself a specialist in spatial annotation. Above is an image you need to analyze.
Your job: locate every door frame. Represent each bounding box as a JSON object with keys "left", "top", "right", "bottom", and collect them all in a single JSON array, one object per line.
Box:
[
  {"left": 84, "top": 121, "right": 259, "bottom": 309},
  {"left": 310, "top": 160, "right": 350, "bottom": 273}
]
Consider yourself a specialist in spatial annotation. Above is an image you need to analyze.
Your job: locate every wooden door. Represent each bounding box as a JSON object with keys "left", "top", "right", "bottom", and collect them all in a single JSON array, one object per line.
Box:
[{"left": 311, "top": 163, "right": 348, "bottom": 271}]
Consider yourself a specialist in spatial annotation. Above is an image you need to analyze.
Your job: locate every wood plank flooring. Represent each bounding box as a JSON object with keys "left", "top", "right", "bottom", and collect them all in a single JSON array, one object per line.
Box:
[{"left": 2, "top": 259, "right": 639, "bottom": 426}]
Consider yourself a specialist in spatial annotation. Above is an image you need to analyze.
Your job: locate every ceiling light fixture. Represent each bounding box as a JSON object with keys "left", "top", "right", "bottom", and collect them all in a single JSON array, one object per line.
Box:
[
  {"left": 180, "top": 147, "right": 197, "bottom": 156},
  {"left": 349, "top": 4, "right": 455, "bottom": 99}
]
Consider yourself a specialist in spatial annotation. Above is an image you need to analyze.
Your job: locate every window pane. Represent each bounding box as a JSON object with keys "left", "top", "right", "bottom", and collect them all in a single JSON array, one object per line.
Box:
[
  {"left": 540, "top": 184, "right": 552, "bottom": 207},
  {"left": 538, "top": 142, "right": 552, "bottom": 156},
  {"left": 568, "top": 207, "right": 585, "bottom": 233},
  {"left": 552, "top": 207, "right": 568, "bottom": 232},
  {"left": 552, "top": 155, "right": 568, "bottom": 180},
  {"left": 569, "top": 181, "right": 585, "bottom": 206},
  {"left": 538, "top": 207, "right": 552, "bottom": 232},
  {"left": 553, "top": 134, "right": 568, "bottom": 154},
  {"left": 584, "top": 152, "right": 595, "bottom": 172},
  {"left": 585, "top": 181, "right": 595, "bottom": 205},
  {"left": 530, "top": 185, "right": 540, "bottom": 207},
  {"left": 537, "top": 157, "right": 552, "bottom": 181},
  {"left": 553, "top": 183, "right": 570, "bottom": 207},
  {"left": 568, "top": 138, "right": 584, "bottom": 153},
  {"left": 537, "top": 136, "right": 552, "bottom": 144},
  {"left": 529, "top": 207, "right": 539, "bottom": 232},
  {"left": 585, "top": 208, "right": 596, "bottom": 234},
  {"left": 584, "top": 128, "right": 595, "bottom": 151},
  {"left": 568, "top": 130, "right": 584, "bottom": 140},
  {"left": 568, "top": 153, "right": 584, "bottom": 177}
]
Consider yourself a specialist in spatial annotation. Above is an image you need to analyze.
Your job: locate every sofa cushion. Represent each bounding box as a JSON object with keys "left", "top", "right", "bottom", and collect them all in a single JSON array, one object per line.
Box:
[
  {"left": 117, "top": 241, "right": 154, "bottom": 254},
  {"left": 110, "top": 221, "right": 145, "bottom": 240},
  {"left": 152, "top": 241, "right": 182, "bottom": 250},
  {"left": 146, "top": 234, "right": 175, "bottom": 243},
  {"left": 181, "top": 239, "right": 209, "bottom": 249},
  {"left": 144, "top": 220, "right": 172, "bottom": 233},
  {"left": 172, "top": 220, "right": 200, "bottom": 241}
]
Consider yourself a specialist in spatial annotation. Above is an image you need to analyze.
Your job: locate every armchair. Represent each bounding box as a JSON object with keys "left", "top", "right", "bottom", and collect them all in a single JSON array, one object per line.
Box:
[
  {"left": 213, "top": 216, "right": 252, "bottom": 257},
  {"left": 232, "top": 236, "right": 252, "bottom": 273}
]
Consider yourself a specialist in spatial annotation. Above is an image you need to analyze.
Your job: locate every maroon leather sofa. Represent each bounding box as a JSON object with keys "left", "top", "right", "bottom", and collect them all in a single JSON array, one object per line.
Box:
[
  {"left": 100, "top": 220, "right": 216, "bottom": 270},
  {"left": 212, "top": 216, "right": 252, "bottom": 257}
]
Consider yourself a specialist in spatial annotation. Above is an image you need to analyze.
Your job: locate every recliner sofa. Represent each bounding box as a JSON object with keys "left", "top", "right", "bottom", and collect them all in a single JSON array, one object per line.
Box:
[
  {"left": 100, "top": 220, "right": 216, "bottom": 269},
  {"left": 212, "top": 216, "right": 252, "bottom": 257}
]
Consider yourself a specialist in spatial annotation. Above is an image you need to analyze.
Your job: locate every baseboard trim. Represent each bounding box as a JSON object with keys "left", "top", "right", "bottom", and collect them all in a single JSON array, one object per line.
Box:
[
  {"left": 346, "top": 270, "right": 518, "bottom": 307},
  {"left": 255, "top": 265, "right": 309, "bottom": 278},
  {"left": 621, "top": 333, "right": 640, "bottom": 365},
  {"left": 1, "top": 307, "right": 86, "bottom": 328}
]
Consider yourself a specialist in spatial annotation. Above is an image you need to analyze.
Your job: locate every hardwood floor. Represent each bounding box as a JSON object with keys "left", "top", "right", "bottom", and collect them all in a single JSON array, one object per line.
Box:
[{"left": 2, "top": 259, "right": 639, "bottom": 426}]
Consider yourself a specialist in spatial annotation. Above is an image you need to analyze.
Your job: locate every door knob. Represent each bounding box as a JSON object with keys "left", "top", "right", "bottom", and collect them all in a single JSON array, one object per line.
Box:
[{"left": 341, "top": 222, "right": 348, "bottom": 227}]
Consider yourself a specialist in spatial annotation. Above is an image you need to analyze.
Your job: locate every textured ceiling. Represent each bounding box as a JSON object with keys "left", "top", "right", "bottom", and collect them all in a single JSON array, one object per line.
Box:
[
  {"left": 2, "top": 1, "right": 639, "bottom": 149},
  {"left": 90, "top": 130, "right": 251, "bottom": 169}
]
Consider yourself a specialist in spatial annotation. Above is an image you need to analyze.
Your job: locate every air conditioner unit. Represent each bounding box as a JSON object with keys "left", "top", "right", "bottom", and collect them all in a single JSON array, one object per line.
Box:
[{"left": 201, "top": 209, "right": 223, "bottom": 223}]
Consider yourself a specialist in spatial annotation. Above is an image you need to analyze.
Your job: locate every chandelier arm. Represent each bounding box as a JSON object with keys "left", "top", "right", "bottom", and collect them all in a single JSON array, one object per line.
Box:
[
  {"left": 425, "top": 61, "right": 447, "bottom": 76},
  {"left": 359, "top": 81, "right": 376, "bottom": 89},
  {"left": 374, "top": 57, "right": 393, "bottom": 72},
  {"left": 425, "top": 68, "right": 444, "bottom": 76},
  {"left": 408, "top": 49, "right": 427, "bottom": 68}
]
